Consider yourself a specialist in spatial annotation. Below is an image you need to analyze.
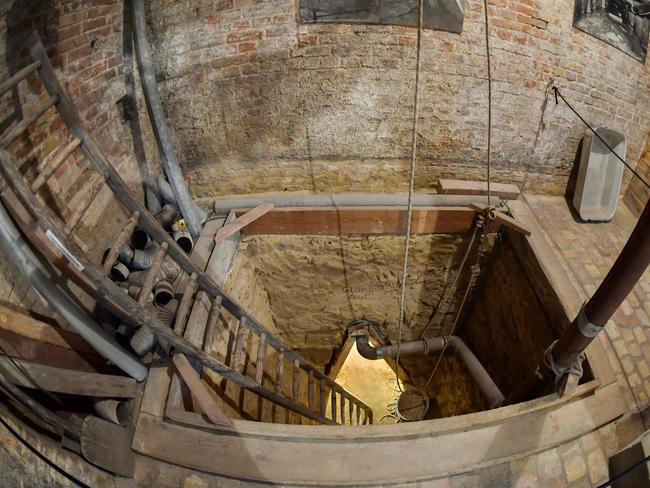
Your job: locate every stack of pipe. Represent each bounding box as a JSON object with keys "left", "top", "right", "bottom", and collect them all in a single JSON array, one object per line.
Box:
[{"left": 97, "top": 176, "right": 208, "bottom": 357}]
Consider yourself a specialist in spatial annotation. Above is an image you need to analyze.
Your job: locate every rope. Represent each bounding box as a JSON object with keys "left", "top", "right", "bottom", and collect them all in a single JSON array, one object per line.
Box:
[
  {"left": 424, "top": 216, "right": 487, "bottom": 388},
  {"left": 418, "top": 220, "right": 481, "bottom": 339},
  {"left": 552, "top": 86, "right": 650, "bottom": 191},
  {"left": 423, "top": 0, "right": 495, "bottom": 389},
  {"left": 395, "top": 0, "right": 425, "bottom": 392},
  {"left": 483, "top": 0, "right": 493, "bottom": 205}
]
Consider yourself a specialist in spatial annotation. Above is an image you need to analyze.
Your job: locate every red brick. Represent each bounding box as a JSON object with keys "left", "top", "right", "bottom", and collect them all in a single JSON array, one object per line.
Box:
[{"left": 226, "top": 31, "right": 263, "bottom": 44}]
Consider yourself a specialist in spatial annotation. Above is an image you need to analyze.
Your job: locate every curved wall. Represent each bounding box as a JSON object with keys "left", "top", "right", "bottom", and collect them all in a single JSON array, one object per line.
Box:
[{"left": 147, "top": 0, "right": 650, "bottom": 198}]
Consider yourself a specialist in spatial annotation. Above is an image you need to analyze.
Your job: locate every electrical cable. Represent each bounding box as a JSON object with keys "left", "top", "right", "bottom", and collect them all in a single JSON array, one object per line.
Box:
[
  {"left": 418, "top": 220, "right": 482, "bottom": 339},
  {"left": 595, "top": 453, "right": 650, "bottom": 488},
  {"left": 484, "top": 0, "right": 493, "bottom": 205},
  {"left": 395, "top": 0, "right": 425, "bottom": 393},
  {"left": 0, "top": 413, "right": 88, "bottom": 487},
  {"left": 552, "top": 86, "right": 650, "bottom": 191},
  {"left": 423, "top": 0, "right": 495, "bottom": 390},
  {"left": 424, "top": 216, "right": 487, "bottom": 388}
]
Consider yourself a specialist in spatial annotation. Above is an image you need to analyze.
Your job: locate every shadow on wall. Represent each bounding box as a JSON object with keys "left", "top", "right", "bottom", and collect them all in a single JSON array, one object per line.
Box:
[
  {"left": 3, "top": 0, "right": 57, "bottom": 124},
  {"left": 119, "top": 0, "right": 155, "bottom": 182}
]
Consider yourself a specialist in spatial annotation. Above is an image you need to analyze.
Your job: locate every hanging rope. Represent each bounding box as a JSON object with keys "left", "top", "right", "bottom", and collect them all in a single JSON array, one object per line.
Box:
[
  {"left": 552, "top": 86, "right": 650, "bottom": 191},
  {"left": 423, "top": 0, "right": 494, "bottom": 389},
  {"left": 395, "top": 0, "right": 425, "bottom": 392},
  {"left": 424, "top": 215, "right": 488, "bottom": 388},
  {"left": 484, "top": 0, "right": 493, "bottom": 205},
  {"left": 418, "top": 221, "right": 482, "bottom": 339}
]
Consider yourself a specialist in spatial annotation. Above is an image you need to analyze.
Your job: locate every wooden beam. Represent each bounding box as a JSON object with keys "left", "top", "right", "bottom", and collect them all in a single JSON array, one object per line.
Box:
[
  {"left": 437, "top": 179, "right": 520, "bottom": 200},
  {"left": 236, "top": 206, "right": 493, "bottom": 236},
  {"left": 0, "top": 305, "right": 96, "bottom": 354},
  {"left": 0, "top": 61, "right": 41, "bottom": 97},
  {"left": 81, "top": 416, "right": 134, "bottom": 477},
  {"left": 470, "top": 203, "right": 531, "bottom": 236},
  {"left": 215, "top": 202, "right": 273, "bottom": 243},
  {"left": 172, "top": 353, "right": 233, "bottom": 427},
  {"left": 0, "top": 356, "right": 137, "bottom": 397},
  {"left": 133, "top": 382, "right": 623, "bottom": 485},
  {"left": 0, "top": 329, "right": 103, "bottom": 373}
]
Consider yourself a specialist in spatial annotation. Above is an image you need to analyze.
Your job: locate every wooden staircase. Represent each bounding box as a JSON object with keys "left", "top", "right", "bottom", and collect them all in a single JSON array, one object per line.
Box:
[{"left": 0, "top": 32, "right": 373, "bottom": 426}]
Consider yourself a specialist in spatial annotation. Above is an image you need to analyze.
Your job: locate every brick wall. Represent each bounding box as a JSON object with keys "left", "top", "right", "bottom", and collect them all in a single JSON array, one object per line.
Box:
[
  {"left": 624, "top": 135, "right": 650, "bottom": 216},
  {"left": 0, "top": 1, "right": 159, "bottom": 315},
  {"left": 147, "top": 0, "right": 650, "bottom": 199}
]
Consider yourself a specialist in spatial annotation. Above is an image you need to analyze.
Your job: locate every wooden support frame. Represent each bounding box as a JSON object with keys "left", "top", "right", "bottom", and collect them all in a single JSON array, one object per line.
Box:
[
  {"left": 0, "top": 356, "right": 137, "bottom": 397},
  {"left": 214, "top": 202, "right": 273, "bottom": 243},
  {"left": 235, "top": 206, "right": 502, "bottom": 236}
]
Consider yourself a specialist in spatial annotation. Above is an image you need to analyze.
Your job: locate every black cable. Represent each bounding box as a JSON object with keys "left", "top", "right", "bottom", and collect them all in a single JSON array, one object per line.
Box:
[
  {"left": 0, "top": 414, "right": 89, "bottom": 487},
  {"left": 596, "top": 453, "right": 650, "bottom": 488},
  {"left": 552, "top": 86, "right": 650, "bottom": 191}
]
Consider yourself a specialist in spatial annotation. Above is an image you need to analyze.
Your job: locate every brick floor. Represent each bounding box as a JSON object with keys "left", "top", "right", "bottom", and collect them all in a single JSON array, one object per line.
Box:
[{"left": 526, "top": 194, "right": 650, "bottom": 414}]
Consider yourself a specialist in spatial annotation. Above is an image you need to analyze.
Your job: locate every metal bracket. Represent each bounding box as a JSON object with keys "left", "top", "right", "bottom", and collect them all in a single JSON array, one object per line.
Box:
[{"left": 576, "top": 303, "right": 602, "bottom": 338}]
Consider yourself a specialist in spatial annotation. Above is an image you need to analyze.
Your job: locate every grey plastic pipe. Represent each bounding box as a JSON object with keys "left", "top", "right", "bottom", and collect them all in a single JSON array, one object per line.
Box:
[
  {"left": 144, "top": 175, "right": 162, "bottom": 214},
  {"left": 213, "top": 193, "right": 500, "bottom": 215},
  {"left": 156, "top": 177, "right": 207, "bottom": 224},
  {"left": 0, "top": 201, "right": 147, "bottom": 381},
  {"left": 132, "top": 0, "right": 202, "bottom": 239},
  {"left": 353, "top": 333, "right": 504, "bottom": 408}
]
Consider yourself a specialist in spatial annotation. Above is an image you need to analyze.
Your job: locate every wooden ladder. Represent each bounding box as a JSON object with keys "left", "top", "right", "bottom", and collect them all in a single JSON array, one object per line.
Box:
[{"left": 0, "top": 32, "right": 373, "bottom": 426}]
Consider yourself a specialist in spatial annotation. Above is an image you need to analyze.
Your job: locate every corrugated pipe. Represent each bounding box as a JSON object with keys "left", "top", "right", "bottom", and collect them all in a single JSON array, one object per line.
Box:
[
  {"left": 130, "top": 302, "right": 176, "bottom": 356},
  {"left": 132, "top": 0, "right": 202, "bottom": 239},
  {"left": 93, "top": 398, "right": 128, "bottom": 426},
  {"left": 352, "top": 332, "right": 504, "bottom": 408},
  {"left": 0, "top": 200, "right": 147, "bottom": 381},
  {"left": 213, "top": 193, "right": 501, "bottom": 215}
]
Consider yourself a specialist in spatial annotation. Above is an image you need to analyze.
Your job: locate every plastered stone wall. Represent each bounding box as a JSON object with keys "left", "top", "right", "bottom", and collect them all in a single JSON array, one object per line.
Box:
[
  {"left": 227, "top": 233, "right": 489, "bottom": 364},
  {"left": 0, "top": 0, "right": 159, "bottom": 315},
  {"left": 147, "top": 0, "right": 650, "bottom": 199}
]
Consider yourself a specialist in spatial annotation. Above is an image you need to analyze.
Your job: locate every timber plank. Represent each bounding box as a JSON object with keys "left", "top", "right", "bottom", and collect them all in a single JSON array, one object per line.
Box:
[
  {"left": 214, "top": 202, "right": 273, "bottom": 243},
  {"left": 172, "top": 353, "right": 232, "bottom": 427},
  {"left": 0, "top": 329, "right": 104, "bottom": 372},
  {"left": 437, "top": 179, "right": 520, "bottom": 200},
  {"left": 0, "top": 305, "right": 96, "bottom": 354},
  {"left": 236, "top": 206, "right": 482, "bottom": 236},
  {"left": 134, "top": 382, "right": 623, "bottom": 485},
  {"left": 81, "top": 416, "right": 134, "bottom": 477},
  {"left": 0, "top": 356, "right": 137, "bottom": 397}
]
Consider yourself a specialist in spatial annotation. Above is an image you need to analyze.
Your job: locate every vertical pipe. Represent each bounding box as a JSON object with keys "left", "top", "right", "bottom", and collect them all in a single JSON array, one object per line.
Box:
[
  {"left": 508, "top": 200, "right": 650, "bottom": 403},
  {"left": 131, "top": 0, "right": 201, "bottom": 238}
]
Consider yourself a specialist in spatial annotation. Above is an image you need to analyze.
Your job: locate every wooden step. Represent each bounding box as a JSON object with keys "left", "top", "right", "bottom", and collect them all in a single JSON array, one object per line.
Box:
[
  {"left": 1, "top": 96, "right": 58, "bottom": 148},
  {"left": 102, "top": 211, "right": 139, "bottom": 274},
  {"left": 0, "top": 60, "right": 41, "bottom": 97},
  {"left": 31, "top": 137, "right": 81, "bottom": 192}
]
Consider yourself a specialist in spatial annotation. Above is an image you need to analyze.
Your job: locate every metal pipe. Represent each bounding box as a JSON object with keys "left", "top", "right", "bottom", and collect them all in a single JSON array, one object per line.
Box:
[
  {"left": 132, "top": 244, "right": 160, "bottom": 270},
  {"left": 143, "top": 175, "right": 162, "bottom": 214},
  {"left": 0, "top": 200, "right": 147, "bottom": 381},
  {"left": 154, "top": 203, "right": 176, "bottom": 229},
  {"left": 214, "top": 193, "right": 501, "bottom": 215},
  {"left": 131, "top": 0, "right": 202, "bottom": 238},
  {"left": 507, "top": 199, "right": 650, "bottom": 404},
  {"left": 353, "top": 333, "right": 504, "bottom": 408},
  {"left": 157, "top": 177, "right": 206, "bottom": 224}
]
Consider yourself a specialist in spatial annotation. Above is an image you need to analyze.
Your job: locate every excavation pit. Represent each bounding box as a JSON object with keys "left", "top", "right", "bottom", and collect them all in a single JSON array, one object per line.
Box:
[{"left": 213, "top": 205, "right": 593, "bottom": 423}]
